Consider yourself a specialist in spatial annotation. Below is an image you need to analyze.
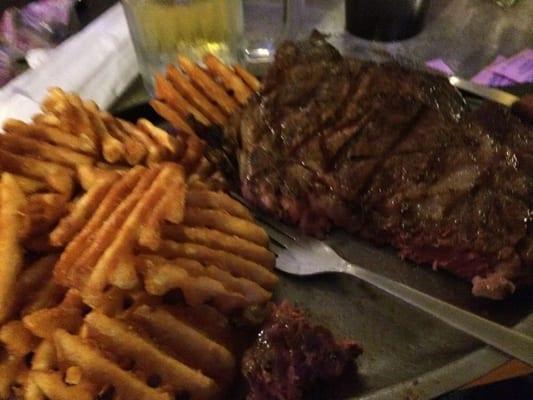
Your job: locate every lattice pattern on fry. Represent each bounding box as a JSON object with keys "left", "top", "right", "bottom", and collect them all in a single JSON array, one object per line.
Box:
[
  {"left": 152, "top": 55, "right": 260, "bottom": 131},
  {"left": 140, "top": 188, "right": 278, "bottom": 310},
  {"left": 53, "top": 163, "right": 186, "bottom": 305}
]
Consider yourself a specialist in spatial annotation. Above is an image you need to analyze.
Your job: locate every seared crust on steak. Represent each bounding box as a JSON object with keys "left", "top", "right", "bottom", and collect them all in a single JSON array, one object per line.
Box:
[{"left": 226, "top": 34, "right": 533, "bottom": 299}]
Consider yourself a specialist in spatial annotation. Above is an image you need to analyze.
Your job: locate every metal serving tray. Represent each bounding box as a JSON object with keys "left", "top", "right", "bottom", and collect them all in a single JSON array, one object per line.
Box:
[{"left": 116, "top": 84, "right": 532, "bottom": 399}]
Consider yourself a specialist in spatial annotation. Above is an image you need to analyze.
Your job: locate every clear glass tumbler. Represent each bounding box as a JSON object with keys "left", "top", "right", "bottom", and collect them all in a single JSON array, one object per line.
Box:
[
  {"left": 122, "top": 0, "right": 302, "bottom": 93},
  {"left": 122, "top": 0, "right": 245, "bottom": 93}
]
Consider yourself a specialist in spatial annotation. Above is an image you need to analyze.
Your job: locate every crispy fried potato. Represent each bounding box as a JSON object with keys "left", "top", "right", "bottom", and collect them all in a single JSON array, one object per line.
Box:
[
  {"left": 20, "top": 193, "right": 68, "bottom": 239},
  {"left": 149, "top": 99, "right": 196, "bottom": 135},
  {"left": 167, "top": 64, "right": 227, "bottom": 126},
  {"left": 103, "top": 114, "right": 147, "bottom": 165},
  {"left": 155, "top": 73, "right": 211, "bottom": 125},
  {"left": 139, "top": 256, "right": 248, "bottom": 312},
  {"left": 184, "top": 207, "right": 268, "bottom": 246},
  {"left": 77, "top": 164, "right": 122, "bottom": 191},
  {"left": 162, "top": 225, "right": 275, "bottom": 268},
  {"left": 0, "top": 148, "right": 74, "bottom": 195},
  {"left": 178, "top": 56, "right": 239, "bottom": 115},
  {"left": 3, "top": 118, "right": 96, "bottom": 155},
  {"left": 85, "top": 102, "right": 125, "bottom": 163},
  {"left": 66, "top": 93, "right": 98, "bottom": 147},
  {"left": 131, "top": 305, "right": 235, "bottom": 384},
  {"left": 137, "top": 118, "right": 180, "bottom": 154},
  {"left": 0, "top": 173, "right": 27, "bottom": 322},
  {"left": 11, "top": 174, "right": 48, "bottom": 194},
  {"left": 54, "top": 166, "right": 147, "bottom": 289},
  {"left": 180, "top": 134, "right": 206, "bottom": 171},
  {"left": 203, "top": 54, "right": 254, "bottom": 105},
  {"left": 0, "top": 134, "right": 94, "bottom": 168},
  {"left": 234, "top": 64, "right": 261, "bottom": 92},
  {"left": 118, "top": 119, "right": 165, "bottom": 163},
  {"left": 186, "top": 190, "right": 252, "bottom": 220},
  {"left": 138, "top": 163, "right": 186, "bottom": 250},
  {"left": 23, "top": 290, "right": 85, "bottom": 341},
  {"left": 29, "top": 371, "right": 95, "bottom": 400},
  {"left": 56, "top": 311, "right": 221, "bottom": 399},
  {"left": 51, "top": 174, "right": 118, "bottom": 246},
  {"left": 159, "top": 241, "right": 278, "bottom": 289}
]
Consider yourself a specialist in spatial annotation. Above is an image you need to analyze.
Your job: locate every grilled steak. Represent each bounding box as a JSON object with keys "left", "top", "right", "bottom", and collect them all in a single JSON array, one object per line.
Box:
[{"left": 223, "top": 34, "right": 533, "bottom": 299}]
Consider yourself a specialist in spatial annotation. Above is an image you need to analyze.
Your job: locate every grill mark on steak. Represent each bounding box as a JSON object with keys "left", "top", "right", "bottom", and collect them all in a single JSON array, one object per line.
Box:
[{"left": 226, "top": 34, "right": 533, "bottom": 299}]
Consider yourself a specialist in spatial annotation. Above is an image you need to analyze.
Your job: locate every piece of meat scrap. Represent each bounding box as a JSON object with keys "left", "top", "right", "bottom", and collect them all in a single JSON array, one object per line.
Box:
[
  {"left": 224, "top": 33, "right": 533, "bottom": 300},
  {"left": 242, "top": 301, "right": 362, "bottom": 400}
]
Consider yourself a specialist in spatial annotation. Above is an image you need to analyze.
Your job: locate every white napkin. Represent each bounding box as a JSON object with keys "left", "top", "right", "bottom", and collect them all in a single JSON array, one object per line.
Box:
[{"left": 0, "top": 3, "right": 138, "bottom": 126}]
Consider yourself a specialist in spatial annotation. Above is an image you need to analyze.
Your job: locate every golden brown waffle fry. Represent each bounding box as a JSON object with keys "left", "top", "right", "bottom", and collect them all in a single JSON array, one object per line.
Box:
[
  {"left": 103, "top": 114, "right": 148, "bottom": 165},
  {"left": 54, "top": 164, "right": 187, "bottom": 303},
  {"left": 54, "top": 319, "right": 218, "bottom": 400},
  {"left": 23, "top": 290, "right": 85, "bottom": 341},
  {"left": 3, "top": 118, "right": 97, "bottom": 155},
  {"left": 0, "top": 134, "right": 94, "bottom": 168},
  {"left": 85, "top": 102, "right": 125, "bottom": 164},
  {"left": 118, "top": 119, "right": 165, "bottom": 163},
  {"left": 137, "top": 118, "right": 181, "bottom": 155},
  {"left": 50, "top": 173, "right": 119, "bottom": 246},
  {"left": 167, "top": 64, "right": 227, "bottom": 126},
  {"left": 187, "top": 189, "right": 253, "bottom": 220},
  {"left": 10, "top": 174, "right": 48, "bottom": 195},
  {"left": 130, "top": 304, "right": 235, "bottom": 385},
  {"left": 155, "top": 73, "right": 211, "bottom": 125},
  {"left": 139, "top": 256, "right": 249, "bottom": 312},
  {"left": 76, "top": 164, "right": 122, "bottom": 191},
  {"left": 20, "top": 193, "right": 68, "bottom": 239},
  {"left": 178, "top": 56, "right": 240, "bottom": 115},
  {"left": 234, "top": 64, "right": 262, "bottom": 92},
  {"left": 184, "top": 207, "right": 268, "bottom": 246},
  {"left": 159, "top": 241, "right": 278, "bottom": 290},
  {"left": 203, "top": 54, "right": 254, "bottom": 105},
  {"left": 162, "top": 225, "right": 275, "bottom": 268},
  {"left": 150, "top": 99, "right": 196, "bottom": 135},
  {"left": 0, "top": 174, "right": 27, "bottom": 323},
  {"left": 0, "top": 148, "right": 74, "bottom": 196},
  {"left": 139, "top": 255, "right": 271, "bottom": 311}
]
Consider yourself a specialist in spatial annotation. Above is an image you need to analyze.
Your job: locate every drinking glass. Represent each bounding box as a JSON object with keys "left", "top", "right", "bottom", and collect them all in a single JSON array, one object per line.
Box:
[
  {"left": 122, "top": 0, "right": 302, "bottom": 93},
  {"left": 345, "top": 0, "right": 430, "bottom": 41}
]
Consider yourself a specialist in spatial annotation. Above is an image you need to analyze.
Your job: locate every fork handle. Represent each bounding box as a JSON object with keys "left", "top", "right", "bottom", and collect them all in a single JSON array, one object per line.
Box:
[{"left": 342, "top": 261, "right": 533, "bottom": 366}]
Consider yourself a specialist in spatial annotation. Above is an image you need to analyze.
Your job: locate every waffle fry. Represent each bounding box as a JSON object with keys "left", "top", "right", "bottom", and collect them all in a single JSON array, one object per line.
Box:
[
  {"left": 150, "top": 99, "right": 196, "bottom": 135},
  {"left": 55, "top": 313, "right": 220, "bottom": 400},
  {"left": 0, "top": 134, "right": 94, "bottom": 168},
  {"left": 234, "top": 64, "right": 262, "bottom": 92},
  {"left": 167, "top": 64, "right": 227, "bottom": 126},
  {"left": 203, "top": 54, "right": 254, "bottom": 105},
  {"left": 54, "top": 164, "right": 186, "bottom": 303},
  {"left": 178, "top": 56, "right": 240, "bottom": 115},
  {"left": 153, "top": 56, "right": 258, "bottom": 130},
  {"left": 50, "top": 173, "right": 119, "bottom": 246},
  {"left": 3, "top": 118, "right": 97, "bottom": 155},
  {"left": 0, "top": 148, "right": 74, "bottom": 195},
  {"left": 0, "top": 80, "right": 280, "bottom": 400},
  {"left": 20, "top": 193, "right": 68, "bottom": 239},
  {"left": 0, "top": 174, "right": 27, "bottom": 323},
  {"left": 155, "top": 73, "right": 210, "bottom": 125}
]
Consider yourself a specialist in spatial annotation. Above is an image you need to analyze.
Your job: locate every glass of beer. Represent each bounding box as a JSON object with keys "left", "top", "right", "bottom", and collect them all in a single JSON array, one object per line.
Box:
[
  {"left": 122, "top": 0, "right": 301, "bottom": 93},
  {"left": 122, "top": 0, "right": 244, "bottom": 93}
]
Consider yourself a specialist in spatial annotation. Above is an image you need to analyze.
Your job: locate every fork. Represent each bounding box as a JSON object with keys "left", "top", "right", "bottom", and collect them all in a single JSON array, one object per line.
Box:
[{"left": 251, "top": 207, "right": 533, "bottom": 366}]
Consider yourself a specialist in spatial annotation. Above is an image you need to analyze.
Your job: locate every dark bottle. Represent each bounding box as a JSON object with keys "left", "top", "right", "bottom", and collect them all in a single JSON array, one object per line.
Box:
[{"left": 345, "top": 0, "right": 430, "bottom": 41}]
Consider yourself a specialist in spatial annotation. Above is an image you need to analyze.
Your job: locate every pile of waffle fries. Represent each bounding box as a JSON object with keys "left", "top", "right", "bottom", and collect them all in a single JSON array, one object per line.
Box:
[
  {"left": 0, "top": 58, "right": 275, "bottom": 399},
  {"left": 151, "top": 54, "right": 261, "bottom": 130}
]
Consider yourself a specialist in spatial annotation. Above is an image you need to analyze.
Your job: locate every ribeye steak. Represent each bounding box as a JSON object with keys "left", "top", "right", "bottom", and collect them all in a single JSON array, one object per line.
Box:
[{"left": 221, "top": 34, "right": 533, "bottom": 299}]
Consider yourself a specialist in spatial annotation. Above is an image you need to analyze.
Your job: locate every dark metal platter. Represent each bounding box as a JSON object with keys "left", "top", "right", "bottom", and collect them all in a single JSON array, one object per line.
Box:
[{"left": 115, "top": 86, "right": 533, "bottom": 400}]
